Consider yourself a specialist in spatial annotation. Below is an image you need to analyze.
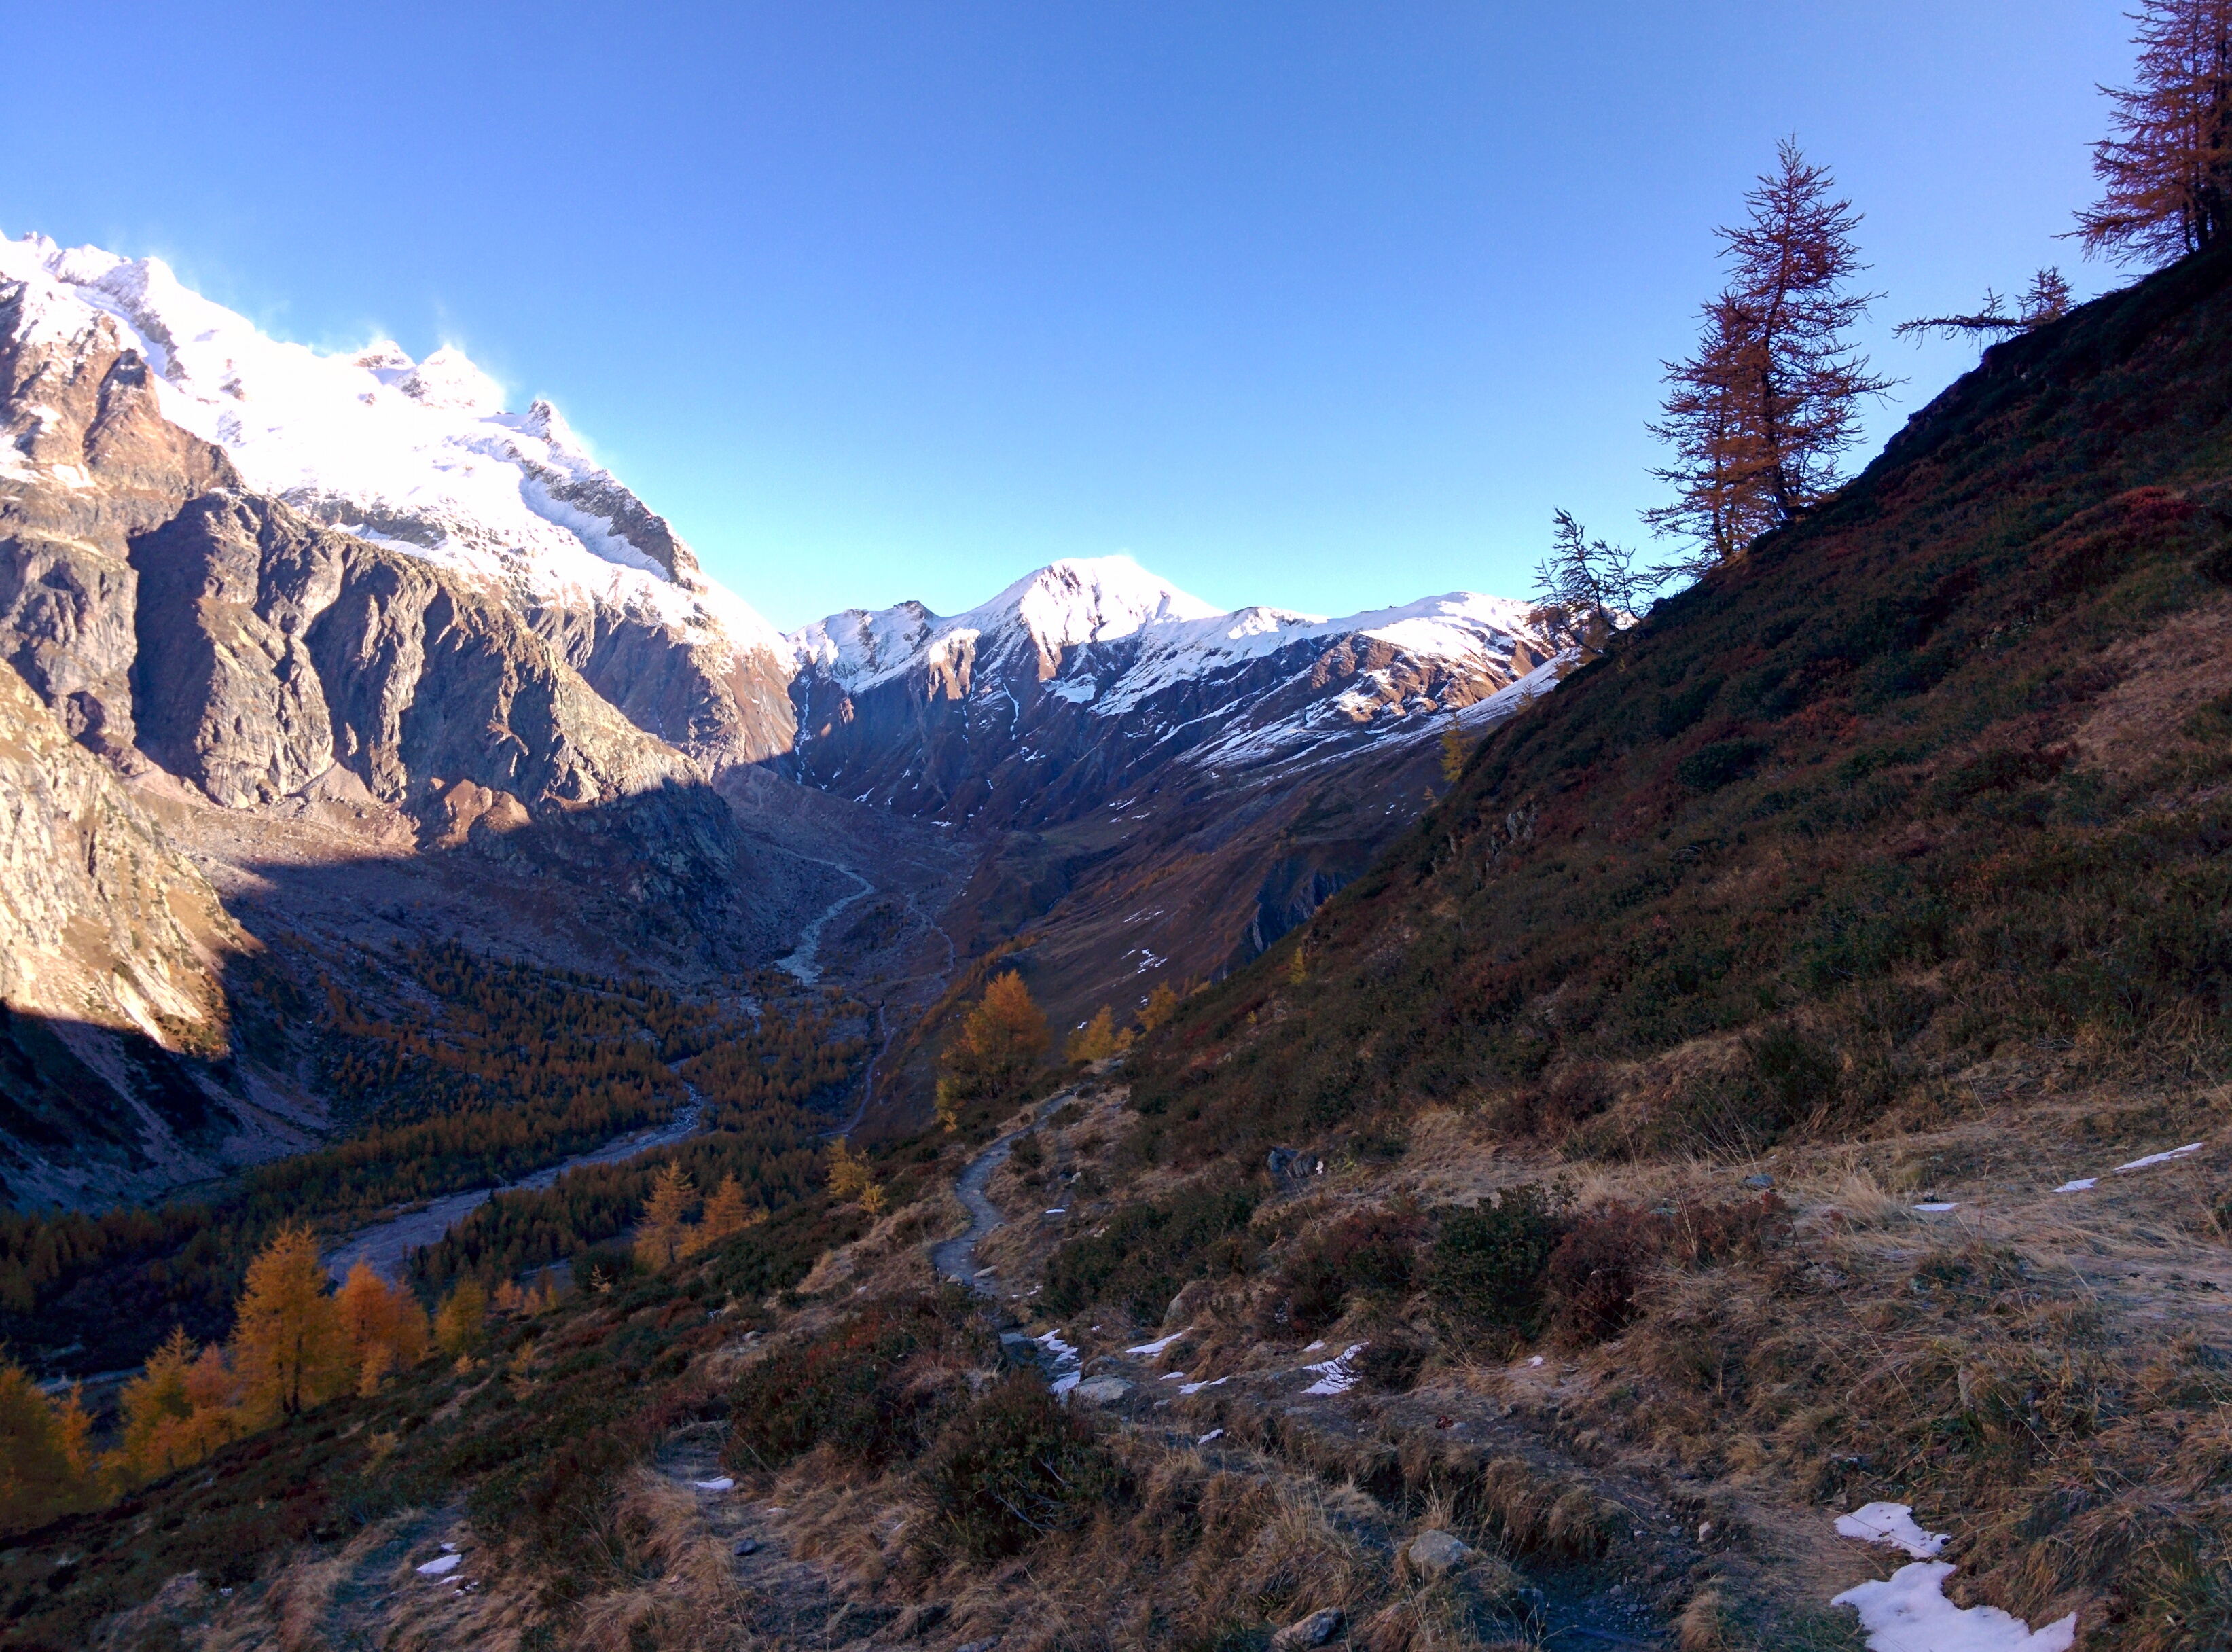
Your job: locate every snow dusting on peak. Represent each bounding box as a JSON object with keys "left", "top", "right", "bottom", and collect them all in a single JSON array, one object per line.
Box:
[
  {"left": 397, "top": 344, "right": 505, "bottom": 414},
  {"left": 987, "top": 556, "right": 1223, "bottom": 651},
  {"left": 0, "top": 230, "right": 785, "bottom": 661}
]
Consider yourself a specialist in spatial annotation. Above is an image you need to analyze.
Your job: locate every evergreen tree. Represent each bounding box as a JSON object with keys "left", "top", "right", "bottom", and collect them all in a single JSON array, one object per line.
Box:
[
  {"left": 1649, "top": 141, "right": 1889, "bottom": 564},
  {"left": 2076, "top": 1, "right": 2232, "bottom": 264},
  {"left": 232, "top": 1226, "right": 346, "bottom": 1422}
]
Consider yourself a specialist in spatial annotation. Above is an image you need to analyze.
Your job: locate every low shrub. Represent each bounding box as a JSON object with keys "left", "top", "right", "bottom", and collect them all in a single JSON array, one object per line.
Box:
[
  {"left": 1357, "top": 1339, "right": 1428, "bottom": 1392},
  {"left": 1426, "top": 1185, "right": 1566, "bottom": 1344},
  {"left": 725, "top": 1292, "right": 979, "bottom": 1473},
  {"left": 1678, "top": 738, "right": 1768, "bottom": 792},
  {"left": 1045, "top": 1184, "right": 1258, "bottom": 1322},
  {"left": 920, "top": 1375, "right": 1129, "bottom": 1558},
  {"left": 1543, "top": 1210, "right": 1654, "bottom": 1342},
  {"left": 1261, "top": 1207, "right": 1424, "bottom": 1333}
]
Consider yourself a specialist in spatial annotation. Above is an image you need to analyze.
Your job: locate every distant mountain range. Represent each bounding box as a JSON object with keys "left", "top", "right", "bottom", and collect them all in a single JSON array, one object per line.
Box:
[
  {"left": 1, "top": 233, "right": 1570, "bottom": 827},
  {"left": 0, "top": 231, "right": 1576, "bottom": 1202}
]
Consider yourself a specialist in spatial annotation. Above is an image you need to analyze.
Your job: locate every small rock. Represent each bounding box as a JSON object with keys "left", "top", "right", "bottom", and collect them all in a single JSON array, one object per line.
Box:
[
  {"left": 1742, "top": 1173, "right": 1773, "bottom": 1189},
  {"left": 1405, "top": 1528, "right": 1473, "bottom": 1581},
  {"left": 1068, "top": 1376, "right": 1134, "bottom": 1407},
  {"left": 732, "top": 1537, "right": 760, "bottom": 1556},
  {"left": 1270, "top": 1606, "right": 1346, "bottom": 1649}
]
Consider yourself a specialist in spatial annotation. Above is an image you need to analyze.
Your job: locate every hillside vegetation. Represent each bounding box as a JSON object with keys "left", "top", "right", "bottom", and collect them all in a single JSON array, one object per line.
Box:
[
  {"left": 13, "top": 164, "right": 2232, "bottom": 1652},
  {"left": 1054, "top": 241, "right": 2232, "bottom": 1645}
]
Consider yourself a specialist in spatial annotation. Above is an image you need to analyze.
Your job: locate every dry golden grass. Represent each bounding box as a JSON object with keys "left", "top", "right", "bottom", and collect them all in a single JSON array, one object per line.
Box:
[{"left": 568, "top": 1470, "right": 759, "bottom": 1652}]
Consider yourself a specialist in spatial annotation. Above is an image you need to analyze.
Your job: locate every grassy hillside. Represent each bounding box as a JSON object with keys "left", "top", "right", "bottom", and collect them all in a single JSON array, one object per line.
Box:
[
  {"left": 1049, "top": 247, "right": 2232, "bottom": 1646},
  {"left": 1130, "top": 244, "right": 2232, "bottom": 1171}
]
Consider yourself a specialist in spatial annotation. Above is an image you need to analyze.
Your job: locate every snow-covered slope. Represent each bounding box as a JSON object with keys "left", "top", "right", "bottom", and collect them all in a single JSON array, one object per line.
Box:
[
  {"left": 0, "top": 232, "right": 795, "bottom": 764},
  {"left": 787, "top": 556, "right": 1576, "bottom": 825}
]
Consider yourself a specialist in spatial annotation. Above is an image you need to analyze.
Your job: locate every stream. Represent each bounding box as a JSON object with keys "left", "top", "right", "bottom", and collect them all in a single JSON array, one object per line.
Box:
[
  {"left": 776, "top": 860, "right": 874, "bottom": 984},
  {"left": 321, "top": 1094, "right": 706, "bottom": 1284}
]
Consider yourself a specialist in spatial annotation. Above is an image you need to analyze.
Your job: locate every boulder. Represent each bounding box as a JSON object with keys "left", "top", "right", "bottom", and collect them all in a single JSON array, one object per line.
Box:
[
  {"left": 1068, "top": 1376, "right": 1134, "bottom": 1407},
  {"left": 1270, "top": 1606, "right": 1346, "bottom": 1649},
  {"left": 1405, "top": 1528, "right": 1473, "bottom": 1581}
]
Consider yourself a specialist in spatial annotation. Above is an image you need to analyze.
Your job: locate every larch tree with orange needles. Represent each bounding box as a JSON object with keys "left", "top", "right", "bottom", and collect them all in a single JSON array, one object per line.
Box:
[
  {"left": 937, "top": 971, "right": 1051, "bottom": 1119},
  {"left": 1649, "top": 141, "right": 1889, "bottom": 568},
  {"left": 635, "top": 1160, "right": 698, "bottom": 1268},
  {"left": 232, "top": 1225, "right": 347, "bottom": 1423},
  {"left": 2076, "top": 0, "right": 2232, "bottom": 265},
  {"left": 335, "top": 1261, "right": 430, "bottom": 1395}
]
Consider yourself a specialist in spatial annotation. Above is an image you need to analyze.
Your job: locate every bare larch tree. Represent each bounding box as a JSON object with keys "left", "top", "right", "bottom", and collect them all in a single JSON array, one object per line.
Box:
[{"left": 1895, "top": 268, "right": 2074, "bottom": 344}]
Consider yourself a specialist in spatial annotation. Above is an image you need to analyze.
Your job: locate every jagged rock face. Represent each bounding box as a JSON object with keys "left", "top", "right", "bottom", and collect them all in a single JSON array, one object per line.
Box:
[
  {"left": 0, "top": 278, "right": 235, "bottom": 764},
  {"left": 0, "top": 235, "right": 798, "bottom": 772},
  {"left": 787, "top": 559, "right": 1574, "bottom": 828},
  {"left": 127, "top": 490, "right": 708, "bottom": 816},
  {"left": 0, "top": 659, "right": 232, "bottom": 1041},
  {"left": 0, "top": 657, "right": 262, "bottom": 1204}
]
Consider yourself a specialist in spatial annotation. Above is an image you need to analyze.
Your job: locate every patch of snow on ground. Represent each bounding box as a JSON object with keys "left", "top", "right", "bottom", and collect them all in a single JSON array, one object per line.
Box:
[
  {"left": 691, "top": 1477, "right": 734, "bottom": 1492},
  {"left": 1198, "top": 1429, "right": 1223, "bottom": 1444},
  {"left": 1835, "top": 1503, "right": 1949, "bottom": 1558},
  {"left": 1037, "top": 1328, "right": 1084, "bottom": 1398},
  {"left": 1302, "top": 1343, "right": 1367, "bottom": 1396},
  {"left": 2055, "top": 1141, "right": 2204, "bottom": 1193},
  {"left": 1178, "top": 1376, "right": 1229, "bottom": 1395},
  {"left": 1913, "top": 1202, "right": 1960, "bottom": 1213},
  {"left": 1126, "top": 1331, "right": 1185, "bottom": 1355},
  {"left": 1832, "top": 1562, "right": 2076, "bottom": 1652},
  {"left": 416, "top": 1555, "right": 463, "bottom": 1578},
  {"left": 2114, "top": 1142, "right": 2203, "bottom": 1172}
]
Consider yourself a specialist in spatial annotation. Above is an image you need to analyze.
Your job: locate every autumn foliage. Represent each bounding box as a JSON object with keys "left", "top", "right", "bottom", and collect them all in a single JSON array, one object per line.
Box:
[
  {"left": 1648, "top": 139, "right": 1888, "bottom": 567},
  {"left": 935, "top": 971, "right": 1051, "bottom": 1129},
  {"left": 0, "top": 1225, "right": 465, "bottom": 1534},
  {"left": 2078, "top": 0, "right": 2232, "bottom": 265}
]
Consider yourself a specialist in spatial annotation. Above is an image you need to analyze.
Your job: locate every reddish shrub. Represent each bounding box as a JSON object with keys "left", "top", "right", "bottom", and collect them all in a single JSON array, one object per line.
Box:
[
  {"left": 1263, "top": 1207, "right": 1425, "bottom": 1333},
  {"left": 1545, "top": 1210, "right": 1655, "bottom": 1342}
]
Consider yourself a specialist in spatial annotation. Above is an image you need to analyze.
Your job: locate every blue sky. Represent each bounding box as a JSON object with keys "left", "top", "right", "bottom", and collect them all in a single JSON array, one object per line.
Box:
[{"left": 4, "top": 3, "right": 2134, "bottom": 629}]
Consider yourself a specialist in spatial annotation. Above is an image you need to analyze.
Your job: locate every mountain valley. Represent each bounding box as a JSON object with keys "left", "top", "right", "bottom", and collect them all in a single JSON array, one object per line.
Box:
[{"left": 3, "top": 208, "right": 2231, "bottom": 1652}]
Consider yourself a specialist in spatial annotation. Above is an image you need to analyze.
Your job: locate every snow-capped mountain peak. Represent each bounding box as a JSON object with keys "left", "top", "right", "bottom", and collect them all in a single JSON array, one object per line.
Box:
[
  {"left": 0, "top": 232, "right": 787, "bottom": 669},
  {"left": 397, "top": 344, "right": 505, "bottom": 414}
]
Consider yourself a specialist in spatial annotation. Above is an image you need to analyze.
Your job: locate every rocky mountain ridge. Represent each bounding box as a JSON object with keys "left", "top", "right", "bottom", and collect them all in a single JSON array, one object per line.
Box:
[
  {"left": 0, "top": 230, "right": 1580, "bottom": 1196},
  {"left": 787, "top": 557, "right": 1572, "bottom": 828}
]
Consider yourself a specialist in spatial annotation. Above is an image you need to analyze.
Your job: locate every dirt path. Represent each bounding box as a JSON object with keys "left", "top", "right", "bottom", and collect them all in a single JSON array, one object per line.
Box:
[{"left": 929, "top": 1091, "right": 1073, "bottom": 1292}]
